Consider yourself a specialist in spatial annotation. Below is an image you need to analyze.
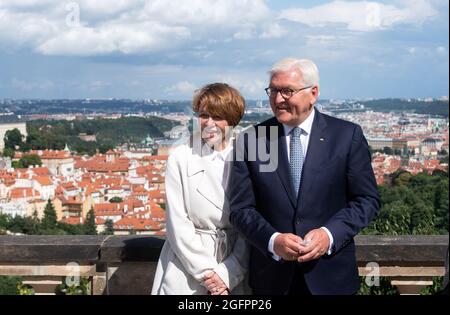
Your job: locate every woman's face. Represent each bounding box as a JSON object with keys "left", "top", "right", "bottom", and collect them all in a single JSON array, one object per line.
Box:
[{"left": 197, "top": 105, "right": 231, "bottom": 150}]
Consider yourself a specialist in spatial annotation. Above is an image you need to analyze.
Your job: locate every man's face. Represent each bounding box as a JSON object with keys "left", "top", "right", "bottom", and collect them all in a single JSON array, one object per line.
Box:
[{"left": 269, "top": 68, "right": 319, "bottom": 127}]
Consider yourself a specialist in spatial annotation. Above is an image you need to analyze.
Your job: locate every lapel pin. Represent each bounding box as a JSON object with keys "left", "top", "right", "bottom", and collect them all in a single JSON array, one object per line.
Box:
[{"left": 320, "top": 138, "right": 325, "bottom": 142}]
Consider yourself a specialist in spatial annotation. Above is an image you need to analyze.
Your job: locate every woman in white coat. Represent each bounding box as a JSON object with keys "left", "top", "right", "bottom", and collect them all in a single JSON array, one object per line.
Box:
[{"left": 152, "top": 83, "right": 249, "bottom": 295}]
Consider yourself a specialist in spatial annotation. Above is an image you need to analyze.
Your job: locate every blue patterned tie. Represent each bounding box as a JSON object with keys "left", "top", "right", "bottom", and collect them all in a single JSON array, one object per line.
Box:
[{"left": 289, "top": 127, "right": 304, "bottom": 198}]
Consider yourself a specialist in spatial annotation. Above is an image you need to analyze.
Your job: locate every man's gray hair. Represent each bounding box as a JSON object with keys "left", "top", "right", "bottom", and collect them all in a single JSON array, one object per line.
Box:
[{"left": 269, "top": 57, "right": 320, "bottom": 88}]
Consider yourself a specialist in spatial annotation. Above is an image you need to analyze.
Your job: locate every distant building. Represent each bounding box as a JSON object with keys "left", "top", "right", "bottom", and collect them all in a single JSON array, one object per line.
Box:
[
  {"left": 421, "top": 138, "right": 444, "bottom": 151},
  {"left": 78, "top": 133, "right": 97, "bottom": 142},
  {"left": 367, "top": 137, "right": 407, "bottom": 152},
  {"left": 156, "top": 139, "right": 182, "bottom": 156},
  {"left": 15, "top": 150, "right": 75, "bottom": 176},
  {"left": 420, "top": 138, "right": 443, "bottom": 156},
  {"left": 0, "top": 200, "right": 27, "bottom": 217},
  {"left": 166, "top": 125, "right": 189, "bottom": 139},
  {"left": 0, "top": 157, "right": 11, "bottom": 170}
]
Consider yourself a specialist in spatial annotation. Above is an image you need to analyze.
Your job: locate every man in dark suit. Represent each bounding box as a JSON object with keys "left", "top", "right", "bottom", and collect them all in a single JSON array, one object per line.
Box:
[{"left": 228, "top": 57, "right": 380, "bottom": 295}]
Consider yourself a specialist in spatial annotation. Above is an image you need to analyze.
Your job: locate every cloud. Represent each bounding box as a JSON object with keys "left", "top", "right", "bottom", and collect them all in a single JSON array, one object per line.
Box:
[
  {"left": 436, "top": 46, "right": 448, "bottom": 56},
  {"left": 213, "top": 74, "right": 267, "bottom": 97},
  {"left": 36, "top": 23, "right": 191, "bottom": 55},
  {"left": 279, "top": 0, "right": 439, "bottom": 32},
  {"left": 408, "top": 47, "right": 417, "bottom": 54},
  {"left": 259, "top": 23, "right": 288, "bottom": 39},
  {"left": 165, "top": 81, "right": 197, "bottom": 95},
  {"left": 10, "top": 78, "right": 54, "bottom": 90},
  {"left": 0, "top": 0, "right": 271, "bottom": 56}
]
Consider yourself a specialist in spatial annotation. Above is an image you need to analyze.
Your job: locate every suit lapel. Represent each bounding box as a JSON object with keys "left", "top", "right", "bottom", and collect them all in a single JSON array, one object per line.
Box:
[
  {"left": 265, "top": 121, "right": 297, "bottom": 208},
  {"left": 298, "top": 109, "right": 328, "bottom": 207}
]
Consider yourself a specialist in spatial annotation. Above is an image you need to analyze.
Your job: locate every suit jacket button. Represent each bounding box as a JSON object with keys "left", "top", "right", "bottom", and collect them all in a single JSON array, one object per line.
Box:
[{"left": 296, "top": 218, "right": 301, "bottom": 225}]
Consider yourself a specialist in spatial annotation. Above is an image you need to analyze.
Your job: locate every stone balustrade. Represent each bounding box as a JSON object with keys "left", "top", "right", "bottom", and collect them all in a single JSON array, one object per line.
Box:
[{"left": 0, "top": 235, "right": 447, "bottom": 295}]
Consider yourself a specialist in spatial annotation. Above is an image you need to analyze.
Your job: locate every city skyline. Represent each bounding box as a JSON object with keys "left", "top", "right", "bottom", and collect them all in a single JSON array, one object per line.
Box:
[{"left": 0, "top": 0, "right": 448, "bottom": 100}]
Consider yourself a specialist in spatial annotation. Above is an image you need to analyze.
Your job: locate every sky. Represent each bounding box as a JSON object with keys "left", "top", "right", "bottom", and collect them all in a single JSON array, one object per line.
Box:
[{"left": 0, "top": 0, "right": 448, "bottom": 100}]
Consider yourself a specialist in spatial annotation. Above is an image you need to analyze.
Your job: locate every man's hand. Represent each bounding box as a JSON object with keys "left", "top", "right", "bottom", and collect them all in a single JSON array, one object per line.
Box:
[
  {"left": 274, "top": 233, "right": 303, "bottom": 261},
  {"left": 203, "top": 271, "right": 229, "bottom": 295},
  {"left": 297, "top": 228, "right": 330, "bottom": 263}
]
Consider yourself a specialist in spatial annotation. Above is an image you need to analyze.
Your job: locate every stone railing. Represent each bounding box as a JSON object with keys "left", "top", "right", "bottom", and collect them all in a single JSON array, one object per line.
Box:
[{"left": 0, "top": 235, "right": 447, "bottom": 295}]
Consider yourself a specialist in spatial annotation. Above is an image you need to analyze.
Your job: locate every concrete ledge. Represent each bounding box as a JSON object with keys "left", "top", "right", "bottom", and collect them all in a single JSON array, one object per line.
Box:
[
  {"left": 0, "top": 235, "right": 107, "bottom": 263},
  {"left": 0, "top": 235, "right": 447, "bottom": 295},
  {"left": 355, "top": 235, "right": 449, "bottom": 266},
  {"left": 0, "top": 235, "right": 447, "bottom": 265},
  {"left": 100, "top": 235, "right": 165, "bottom": 263}
]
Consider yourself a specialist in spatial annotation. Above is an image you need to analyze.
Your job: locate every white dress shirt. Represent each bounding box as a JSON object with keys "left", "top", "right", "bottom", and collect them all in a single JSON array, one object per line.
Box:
[{"left": 267, "top": 110, "right": 334, "bottom": 260}]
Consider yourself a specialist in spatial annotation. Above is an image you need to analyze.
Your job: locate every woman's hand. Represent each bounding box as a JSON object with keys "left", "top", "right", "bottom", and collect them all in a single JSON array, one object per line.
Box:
[{"left": 203, "top": 271, "right": 229, "bottom": 295}]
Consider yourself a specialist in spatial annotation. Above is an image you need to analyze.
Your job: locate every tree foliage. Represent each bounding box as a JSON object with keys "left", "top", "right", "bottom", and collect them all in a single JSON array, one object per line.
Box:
[
  {"left": 83, "top": 207, "right": 97, "bottom": 235},
  {"left": 103, "top": 219, "right": 115, "bottom": 235},
  {"left": 3, "top": 128, "right": 24, "bottom": 150},
  {"left": 360, "top": 99, "right": 449, "bottom": 117},
  {"left": 12, "top": 154, "right": 42, "bottom": 169},
  {"left": 109, "top": 197, "right": 123, "bottom": 203},
  {"left": 24, "top": 117, "right": 177, "bottom": 156},
  {"left": 40, "top": 199, "right": 58, "bottom": 231},
  {"left": 362, "top": 172, "right": 449, "bottom": 235}
]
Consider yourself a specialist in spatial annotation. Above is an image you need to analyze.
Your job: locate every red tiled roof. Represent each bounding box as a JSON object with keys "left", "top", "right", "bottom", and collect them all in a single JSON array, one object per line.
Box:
[
  {"left": 95, "top": 217, "right": 106, "bottom": 225},
  {"left": 151, "top": 205, "right": 165, "bottom": 221},
  {"left": 94, "top": 203, "right": 123, "bottom": 216},
  {"left": 34, "top": 176, "right": 53, "bottom": 186},
  {"left": 147, "top": 174, "right": 164, "bottom": 183},
  {"left": 31, "top": 167, "right": 51, "bottom": 176},
  {"left": 59, "top": 196, "right": 83, "bottom": 205},
  {"left": 133, "top": 185, "right": 146, "bottom": 193},
  {"left": 143, "top": 155, "right": 168, "bottom": 161},
  {"left": 28, "top": 150, "right": 71, "bottom": 159},
  {"left": 10, "top": 188, "right": 40, "bottom": 199},
  {"left": 60, "top": 217, "right": 83, "bottom": 225},
  {"left": 148, "top": 190, "right": 165, "bottom": 199},
  {"left": 114, "top": 217, "right": 162, "bottom": 231}
]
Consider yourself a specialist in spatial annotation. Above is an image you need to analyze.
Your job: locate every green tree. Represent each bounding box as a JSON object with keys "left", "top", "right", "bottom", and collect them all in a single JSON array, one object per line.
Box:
[
  {"left": 365, "top": 200, "right": 411, "bottom": 235},
  {"left": 393, "top": 172, "right": 412, "bottom": 187},
  {"left": 0, "top": 213, "right": 8, "bottom": 230},
  {"left": 83, "top": 207, "right": 97, "bottom": 235},
  {"left": 363, "top": 172, "right": 448, "bottom": 236},
  {"left": 16, "top": 154, "right": 42, "bottom": 168},
  {"left": 56, "top": 277, "right": 90, "bottom": 295},
  {"left": 2, "top": 147, "right": 15, "bottom": 158},
  {"left": 6, "top": 215, "right": 40, "bottom": 235},
  {"left": 0, "top": 276, "right": 22, "bottom": 295},
  {"left": 57, "top": 222, "right": 85, "bottom": 235},
  {"left": 383, "top": 147, "right": 393, "bottom": 155},
  {"left": 19, "top": 142, "right": 31, "bottom": 152},
  {"left": 358, "top": 277, "right": 398, "bottom": 295},
  {"left": 433, "top": 179, "right": 449, "bottom": 234},
  {"left": 103, "top": 219, "right": 115, "bottom": 235},
  {"left": 22, "top": 216, "right": 40, "bottom": 235},
  {"left": 41, "top": 199, "right": 57, "bottom": 231},
  {"left": 109, "top": 197, "right": 123, "bottom": 203},
  {"left": 409, "top": 200, "right": 435, "bottom": 234},
  {"left": 4, "top": 128, "right": 24, "bottom": 150}
]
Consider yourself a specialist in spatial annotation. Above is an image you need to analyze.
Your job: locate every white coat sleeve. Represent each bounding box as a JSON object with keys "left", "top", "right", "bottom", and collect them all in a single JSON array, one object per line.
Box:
[{"left": 213, "top": 233, "right": 249, "bottom": 291}]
